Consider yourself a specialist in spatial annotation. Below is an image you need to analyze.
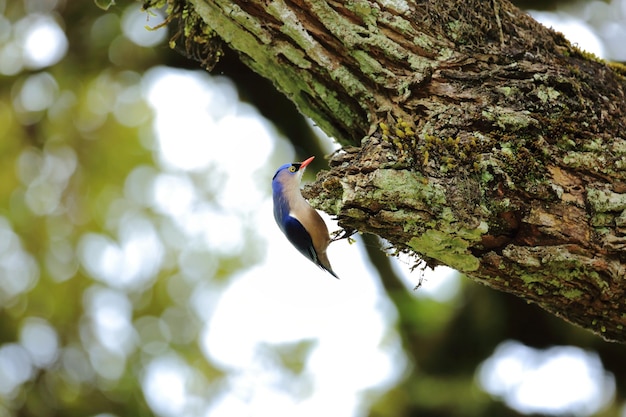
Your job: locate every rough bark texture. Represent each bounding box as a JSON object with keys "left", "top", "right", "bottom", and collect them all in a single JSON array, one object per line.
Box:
[{"left": 152, "top": 0, "right": 626, "bottom": 341}]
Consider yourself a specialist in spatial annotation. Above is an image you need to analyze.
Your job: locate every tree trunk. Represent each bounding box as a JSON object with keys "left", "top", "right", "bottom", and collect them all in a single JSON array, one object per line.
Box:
[{"left": 154, "top": 0, "right": 626, "bottom": 342}]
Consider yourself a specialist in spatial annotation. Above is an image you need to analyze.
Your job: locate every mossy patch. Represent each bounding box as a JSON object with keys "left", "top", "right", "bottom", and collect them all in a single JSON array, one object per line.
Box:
[{"left": 408, "top": 231, "right": 480, "bottom": 272}]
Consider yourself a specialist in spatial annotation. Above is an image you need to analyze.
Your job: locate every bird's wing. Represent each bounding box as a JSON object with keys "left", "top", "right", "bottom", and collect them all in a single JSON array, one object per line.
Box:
[{"left": 282, "top": 215, "right": 319, "bottom": 265}]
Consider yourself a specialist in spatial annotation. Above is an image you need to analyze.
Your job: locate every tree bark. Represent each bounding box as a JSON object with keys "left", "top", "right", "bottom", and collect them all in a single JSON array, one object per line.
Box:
[{"left": 154, "top": 0, "right": 626, "bottom": 342}]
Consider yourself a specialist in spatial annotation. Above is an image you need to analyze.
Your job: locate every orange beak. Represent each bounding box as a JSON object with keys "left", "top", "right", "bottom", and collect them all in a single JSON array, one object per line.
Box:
[{"left": 300, "top": 156, "right": 315, "bottom": 170}]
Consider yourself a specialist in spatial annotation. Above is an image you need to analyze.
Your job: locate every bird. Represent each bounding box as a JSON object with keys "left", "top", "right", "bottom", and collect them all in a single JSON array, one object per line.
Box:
[{"left": 272, "top": 156, "right": 339, "bottom": 279}]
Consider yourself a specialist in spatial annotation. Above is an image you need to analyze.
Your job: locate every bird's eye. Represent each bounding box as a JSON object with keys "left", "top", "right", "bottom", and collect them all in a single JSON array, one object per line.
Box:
[{"left": 288, "top": 166, "right": 296, "bottom": 173}]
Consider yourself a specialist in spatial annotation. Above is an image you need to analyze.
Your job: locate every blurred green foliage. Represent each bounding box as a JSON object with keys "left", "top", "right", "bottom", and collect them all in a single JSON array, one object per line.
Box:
[{"left": 0, "top": 2, "right": 198, "bottom": 416}]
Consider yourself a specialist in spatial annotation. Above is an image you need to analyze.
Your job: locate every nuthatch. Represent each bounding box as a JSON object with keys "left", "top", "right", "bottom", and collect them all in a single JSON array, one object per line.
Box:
[{"left": 272, "top": 156, "right": 338, "bottom": 278}]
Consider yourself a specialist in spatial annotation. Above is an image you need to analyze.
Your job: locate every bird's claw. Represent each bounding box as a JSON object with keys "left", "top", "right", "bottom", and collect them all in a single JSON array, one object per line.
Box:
[{"left": 331, "top": 228, "right": 357, "bottom": 243}]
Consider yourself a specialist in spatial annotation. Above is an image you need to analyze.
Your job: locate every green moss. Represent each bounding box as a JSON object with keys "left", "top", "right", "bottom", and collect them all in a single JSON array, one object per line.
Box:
[
  {"left": 615, "top": 211, "right": 626, "bottom": 227},
  {"left": 408, "top": 231, "right": 480, "bottom": 272},
  {"left": 370, "top": 169, "right": 446, "bottom": 208},
  {"left": 274, "top": 44, "right": 311, "bottom": 68},
  {"left": 582, "top": 138, "right": 604, "bottom": 152},
  {"left": 344, "top": 207, "right": 368, "bottom": 220},
  {"left": 346, "top": 0, "right": 379, "bottom": 27},
  {"left": 591, "top": 212, "right": 614, "bottom": 227},
  {"left": 307, "top": 174, "right": 344, "bottom": 215},
  {"left": 500, "top": 142, "right": 514, "bottom": 158},
  {"left": 560, "top": 288, "right": 584, "bottom": 299},
  {"left": 571, "top": 44, "right": 604, "bottom": 64},
  {"left": 446, "top": 20, "right": 462, "bottom": 41},
  {"left": 481, "top": 107, "right": 537, "bottom": 131},
  {"left": 556, "top": 135, "right": 576, "bottom": 150},
  {"left": 587, "top": 188, "right": 626, "bottom": 212},
  {"left": 420, "top": 133, "right": 480, "bottom": 173},
  {"left": 378, "top": 119, "right": 419, "bottom": 163},
  {"left": 611, "top": 138, "right": 626, "bottom": 154},
  {"left": 520, "top": 270, "right": 542, "bottom": 281},
  {"left": 563, "top": 152, "right": 607, "bottom": 172},
  {"left": 536, "top": 86, "right": 560, "bottom": 103},
  {"left": 406, "top": 205, "right": 486, "bottom": 273},
  {"left": 608, "top": 61, "right": 626, "bottom": 77},
  {"left": 501, "top": 245, "right": 609, "bottom": 305},
  {"left": 496, "top": 86, "right": 513, "bottom": 96},
  {"left": 352, "top": 50, "right": 394, "bottom": 82}
]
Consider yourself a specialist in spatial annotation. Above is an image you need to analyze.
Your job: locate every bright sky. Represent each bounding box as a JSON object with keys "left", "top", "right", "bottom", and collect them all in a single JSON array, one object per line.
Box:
[
  {"left": 0, "top": 2, "right": 622, "bottom": 417},
  {"left": 141, "top": 65, "right": 408, "bottom": 417}
]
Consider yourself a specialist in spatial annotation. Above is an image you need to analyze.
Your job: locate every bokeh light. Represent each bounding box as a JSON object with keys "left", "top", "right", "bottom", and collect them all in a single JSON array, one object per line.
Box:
[{"left": 479, "top": 341, "right": 615, "bottom": 416}]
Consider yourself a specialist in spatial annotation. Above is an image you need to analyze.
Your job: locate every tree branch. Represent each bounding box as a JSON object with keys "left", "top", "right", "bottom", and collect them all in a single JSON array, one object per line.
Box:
[{"left": 155, "top": 0, "right": 626, "bottom": 341}]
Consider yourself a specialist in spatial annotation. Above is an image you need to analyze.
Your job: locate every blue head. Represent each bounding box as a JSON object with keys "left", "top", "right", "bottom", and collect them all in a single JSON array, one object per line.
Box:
[
  {"left": 271, "top": 156, "right": 315, "bottom": 225},
  {"left": 272, "top": 156, "right": 315, "bottom": 185}
]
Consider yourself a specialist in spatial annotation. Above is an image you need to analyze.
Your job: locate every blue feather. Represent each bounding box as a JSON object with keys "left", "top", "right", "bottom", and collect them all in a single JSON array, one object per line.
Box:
[
  {"left": 282, "top": 216, "right": 319, "bottom": 264},
  {"left": 271, "top": 160, "right": 338, "bottom": 279}
]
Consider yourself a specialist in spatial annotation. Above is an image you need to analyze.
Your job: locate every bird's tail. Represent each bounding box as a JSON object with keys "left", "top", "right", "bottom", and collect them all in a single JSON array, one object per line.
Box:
[{"left": 318, "top": 253, "right": 339, "bottom": 279}]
